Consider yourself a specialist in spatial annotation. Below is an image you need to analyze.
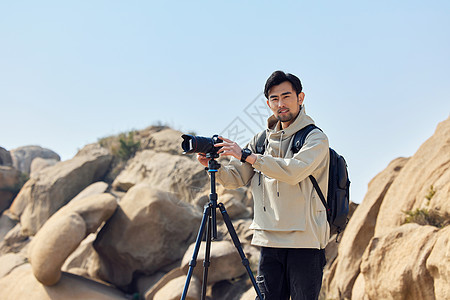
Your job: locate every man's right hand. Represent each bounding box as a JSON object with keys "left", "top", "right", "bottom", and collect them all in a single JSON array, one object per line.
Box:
[{"left": 197, "top": 153, "right": 209, "bottom": 167}]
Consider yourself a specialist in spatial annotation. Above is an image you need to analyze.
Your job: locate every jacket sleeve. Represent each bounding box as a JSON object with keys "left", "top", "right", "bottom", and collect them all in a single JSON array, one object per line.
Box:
[
  {"left": 251, "top": 130, "right": 329, "bottom": 185},
  {"left": 215, "top": 156, "right": 255, "bottom": 189}
]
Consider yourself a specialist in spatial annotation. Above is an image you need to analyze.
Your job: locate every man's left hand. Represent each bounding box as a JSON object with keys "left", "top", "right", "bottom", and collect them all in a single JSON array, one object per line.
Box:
[{"left": 214, "top": 136, "right": 242, "bottom": 160}]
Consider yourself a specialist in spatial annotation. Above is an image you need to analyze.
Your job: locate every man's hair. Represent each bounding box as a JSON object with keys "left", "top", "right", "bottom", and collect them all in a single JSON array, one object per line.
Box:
[{"left": 264, "top": 70, "right": 303, "bottom": 99}]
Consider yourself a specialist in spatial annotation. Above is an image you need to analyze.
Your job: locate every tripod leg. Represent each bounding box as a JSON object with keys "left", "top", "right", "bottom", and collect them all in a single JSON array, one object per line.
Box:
[
  {"left": 181, "top": 204, "right": 211, "bottom": 300},
  {"left": 218, "top": 203, "right": 264, "bottom": 300},
  {"left": 201, "top": 207, "right": 213, "bottom": 300}
]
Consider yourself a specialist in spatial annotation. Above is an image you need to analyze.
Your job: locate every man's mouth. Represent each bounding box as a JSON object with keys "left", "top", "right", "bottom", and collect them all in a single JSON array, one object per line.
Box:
[{"left": 278, "top": 108, "right": 289, "bottom": 114}]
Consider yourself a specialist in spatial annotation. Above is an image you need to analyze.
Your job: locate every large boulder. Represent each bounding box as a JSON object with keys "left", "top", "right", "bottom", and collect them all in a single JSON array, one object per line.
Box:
[
  {"left": 375, "top": 117, "right": 450, "bottom": 237},
  {"left": 30, "top": 157, "right": 59, "bottom": 177},
  {"left": 140, "top": 127, "right": 186, "bottom": 155},
  {"left": 0, "top": 166, "right": 21, "bottom": 213},
  {"left": 10, "top": 145, "right": 60, "bottom": 174},
  {"left": 0, "top": 147, "right": 12, "bottom": 166},
  {"left": 112, "top": 150, "right": 208, "bottom": 204},
  {"left": 0, "top": 264, "right": 127, "bottom": 300},
  {"left": 154, "top": 275, "right": 201, "bottom": 300},
  {"left": 360, "top": 224, "right": 438, "bottom": 300},
  {"left": 324, "top": 157, "right": 409, "bottom": 299},
  {"left": 426, "top": 226, "right": 450, "bottom": 299},
  {"left": 93, "top": 184, "right": 202, "bottom": 287},
  {"left": 0, "top": 252, "right": 27, "bottom": 278},
  {"left": 9, "top": 144, "right": 112, "bottom": 236},
  {"left": 28, "top": 193, "right": 117, "bottom": 286},
  {"left": 71, "top": 181, "right": 109, "bottom": 203},
  {"left": 180, "top": 240, "right": 247, "bottom": 284}
]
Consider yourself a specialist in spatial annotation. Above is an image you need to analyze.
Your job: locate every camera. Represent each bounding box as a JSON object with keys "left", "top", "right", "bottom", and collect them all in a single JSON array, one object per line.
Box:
[{"left": 181, "top": 134, "right": 222, "bottom": 157}]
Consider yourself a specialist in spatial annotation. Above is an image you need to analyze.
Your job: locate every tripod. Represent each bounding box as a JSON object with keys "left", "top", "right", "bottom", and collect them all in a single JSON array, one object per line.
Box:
[{"left": 181, "top": 155, "right": 263, "bottom": 300}]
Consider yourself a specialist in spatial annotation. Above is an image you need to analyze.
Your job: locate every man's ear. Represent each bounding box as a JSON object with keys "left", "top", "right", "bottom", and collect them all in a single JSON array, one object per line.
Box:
[{"left": 298, "top": 92, "right": 305, "bottom": 106}]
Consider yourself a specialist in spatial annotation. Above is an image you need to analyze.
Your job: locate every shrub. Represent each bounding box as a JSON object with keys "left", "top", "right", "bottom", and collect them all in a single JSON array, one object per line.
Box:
[
  {"left": 403, "top": 208, "right": 450, "bottom": 228},
  {"left": 117, "top": 131, "right": 141, "bottom": 160}
]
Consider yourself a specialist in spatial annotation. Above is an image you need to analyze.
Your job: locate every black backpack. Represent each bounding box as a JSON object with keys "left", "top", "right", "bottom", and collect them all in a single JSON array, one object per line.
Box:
[{"left": 255, "top": 124, "right": 350, "bottom": 241}]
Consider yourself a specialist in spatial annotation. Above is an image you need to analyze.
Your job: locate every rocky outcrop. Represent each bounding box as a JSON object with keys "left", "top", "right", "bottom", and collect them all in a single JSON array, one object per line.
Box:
[
  {"left": 9, "top": 144, "right": 112, "bottom": 236},
  {"left": 0, "top": 265, "right": 127, "bottom": 300},
  {"left": 375, "top": 117, "right": 450, "bottom": 237},
  {"left": 324, "top": 157, "right": 409, "bottom": 299},
  {"left": 93, "top": 184, "right": 202, "bottom": 287},
  {"left": 28, "top": 193, "right": 117, "bottom": 285},
  {"left": 10, "top": 145, "right": 60, "bottom": 174},
  {"left": 323, "top": 116, "right": 450, "bottom": 299},
  {"left": 360, "top": 224, "right": 438, "bottom": 300},
  {"left": 112, "top": 150, "right": 208, "bottom": 204}
]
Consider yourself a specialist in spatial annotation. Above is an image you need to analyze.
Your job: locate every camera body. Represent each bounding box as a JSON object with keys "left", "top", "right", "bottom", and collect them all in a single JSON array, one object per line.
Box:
[{"left": 181, "top": 134, "right": 223, "bottom": 157}]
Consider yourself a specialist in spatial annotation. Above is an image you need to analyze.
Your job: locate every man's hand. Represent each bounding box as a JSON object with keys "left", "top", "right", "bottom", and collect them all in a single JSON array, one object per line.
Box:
[
  {"left": 197, "top": 153, "right": 209, "bottom": 167},
  {"left": 215, "top": 136, "right": 242, "bottom": 160}
]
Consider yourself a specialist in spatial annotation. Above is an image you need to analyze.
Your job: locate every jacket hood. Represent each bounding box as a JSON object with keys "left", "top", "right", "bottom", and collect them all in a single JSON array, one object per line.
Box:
[{"left": 266, "top": 105, "right": 315, "bottom": 139}]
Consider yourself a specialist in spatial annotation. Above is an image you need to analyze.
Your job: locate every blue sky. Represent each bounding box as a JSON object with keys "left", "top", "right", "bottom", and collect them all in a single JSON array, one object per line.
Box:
[{"left": 1, "top": 1, "right": 449, "bottom": 204}]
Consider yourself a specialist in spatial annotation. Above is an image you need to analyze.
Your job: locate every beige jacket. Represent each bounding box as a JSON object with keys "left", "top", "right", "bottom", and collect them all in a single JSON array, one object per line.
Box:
[{"left": 216, "top": 106, "right": 330, "bottom": 249}]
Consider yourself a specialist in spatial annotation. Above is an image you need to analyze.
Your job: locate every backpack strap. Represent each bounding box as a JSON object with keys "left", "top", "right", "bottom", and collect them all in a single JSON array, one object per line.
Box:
[
  {"left": 291, "top": 124, "right": 321, "bottom": 153},
  {"left": 309, "top": 175, "right": 330, "bottom": 219},
  {"left": 255, "top": 130, "right": 267, "bottom": 154},
  {"left": 292, "top": 125, "right": 330, "bottom": 218}
]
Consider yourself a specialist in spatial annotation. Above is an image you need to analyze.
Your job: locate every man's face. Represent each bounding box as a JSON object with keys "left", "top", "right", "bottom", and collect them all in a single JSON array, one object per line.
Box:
[{"left": 267, "top": 81, "right": 305, "bottom": 129}]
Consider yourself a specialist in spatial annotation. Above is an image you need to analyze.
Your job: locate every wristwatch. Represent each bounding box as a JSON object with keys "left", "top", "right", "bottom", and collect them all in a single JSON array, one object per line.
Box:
[{"left": 240, "top": 148, "right": 252, "bottom": 162}]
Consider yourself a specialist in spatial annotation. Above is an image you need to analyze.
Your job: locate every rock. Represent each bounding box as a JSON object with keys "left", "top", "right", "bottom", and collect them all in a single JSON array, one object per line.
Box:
[
  {"left": 145, "top": 267, "right": 186, "bottom": 299},
  {"left": 93, "top": 184, "right": 201, "bottom": 287},
  {"left": 426, "top": 226, "right": 450, "bottom": 299},
  {"left": 71, "top": 182, "right": 109, "bottom": 203},
  {"left": 0, "top": 147, "right": 12, "bottom": 164},
  {"left": 360, "top": 224, "right": 438, "bottom": 300},
  {"left": 0, "top": 147, "right": 12, "bottom": 166},
  {"left": 140, "top": 127, "right": 185, "bottom": 155},
  {"left": 0, "top": 166, "right": 21, "bottom": 213},
  {"left": 0, "top": 264, "right": 127, "bottom": 299},
  {"left": 28, "top": 193, "right": 117, "bottom": 285},
  {"left": 0, "top": 252, "right": 27, "bottom": 278},
  {"left": 375, "top": 117, "right": 450, "bottom": 237},
  {"left": 180, "top": 240, "right": 247, "bottom": 284},
  {"left": 0, "top": 213, "right": 17, "bottom": 242},
  {"left": 154, "top": 275, "right": 201, "bottom": 300},
  {"left": 9, "top": 144, "right": 112, "bottom": 236},
  {"left": 211, "top": 276, "right": 255, "bottom": 300},
  {"left": 10, "top": 145, "right": 60, "bottom": 174},
  {"left": 61, "top": 234, "right": 97, "bottom": 275},
  {"left": 241, "top": 288, "right": 258, "bottom": 300},
  {"left": 29, "top": 212, "right": 86, "bottom": 285},
  {"left": 350, "top": 273, "right": 366, "bottom": 300},
  {"left": 0, "top": 223, "right": 29, "bottom": 255},
  {"left": 136, "top": 271, "right": 166, "bottom": 299},
  {"left": 324, "top": 157, "right": 409, "bottom": 299},
  {"left": 30, "top": 157, "right": 58, "bottom": 177},
  {"left": 219, "top": 193, "right": 251, "bottom": 219},
  {"left": 112, "top": 149, "right": 208, "bottom": 203}
]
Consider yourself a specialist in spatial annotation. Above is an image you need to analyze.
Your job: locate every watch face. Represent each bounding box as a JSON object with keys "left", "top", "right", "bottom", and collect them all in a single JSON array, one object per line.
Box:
[{"left": 244, "top": 148, "right": 251, "bottom": 155}]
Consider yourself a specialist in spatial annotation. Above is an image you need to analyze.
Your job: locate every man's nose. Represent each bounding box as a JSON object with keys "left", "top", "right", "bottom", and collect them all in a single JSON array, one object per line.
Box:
[{"left": 278, "top": 99, "right": 286, "bottom": 107}]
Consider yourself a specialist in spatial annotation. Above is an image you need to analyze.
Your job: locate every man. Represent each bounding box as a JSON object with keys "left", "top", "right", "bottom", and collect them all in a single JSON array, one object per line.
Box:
[{"left": 198, "top": 71, "right": 329, "bottom": 300}]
